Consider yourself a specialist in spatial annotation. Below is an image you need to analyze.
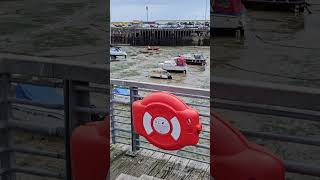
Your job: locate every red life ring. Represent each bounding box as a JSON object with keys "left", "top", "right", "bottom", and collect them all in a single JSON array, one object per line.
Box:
[{"left": 132, "top": 92, "right": 202, "bottom": 150}]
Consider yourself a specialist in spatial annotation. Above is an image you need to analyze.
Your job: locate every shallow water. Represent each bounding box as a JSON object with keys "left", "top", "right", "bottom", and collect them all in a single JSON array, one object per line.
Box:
[{"left": 111, "top": 46, "right": 210, "bottom": 89}]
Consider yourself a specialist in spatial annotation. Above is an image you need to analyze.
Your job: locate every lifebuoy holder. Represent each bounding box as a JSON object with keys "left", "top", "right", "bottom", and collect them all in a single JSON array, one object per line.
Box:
[{"left": 132, "top": 92, "right": 202, "bottom": 150}]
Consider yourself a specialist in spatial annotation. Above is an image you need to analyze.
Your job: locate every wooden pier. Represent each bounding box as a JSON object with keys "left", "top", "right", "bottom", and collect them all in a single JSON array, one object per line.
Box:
[
  {"left": 111, "top": 28, "right": 210, "bottom": 46},
  {"left": 110, "top": 144, "right": 210, "bottom": 180}
]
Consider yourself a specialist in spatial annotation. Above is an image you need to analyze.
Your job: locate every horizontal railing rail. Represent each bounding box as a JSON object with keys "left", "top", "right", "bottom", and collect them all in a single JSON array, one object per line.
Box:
[
  {"left": 1, "top": 54, "right": 319, "bottom": 178},
  {"left": 212, "top": 77, "right": 320, "bottom": 177}
]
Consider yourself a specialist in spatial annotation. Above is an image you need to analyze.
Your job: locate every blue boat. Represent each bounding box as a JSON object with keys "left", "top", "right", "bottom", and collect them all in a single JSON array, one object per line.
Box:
[
  {"left": 112, "top": 87, "right": 130, "bottom": 104},
  {"left": 16, "top": 84, "right": 64, "bottom": 106}
]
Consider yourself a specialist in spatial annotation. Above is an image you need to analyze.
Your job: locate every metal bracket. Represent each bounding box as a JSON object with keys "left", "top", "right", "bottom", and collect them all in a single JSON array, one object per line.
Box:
[{"left": 125, "top": 149, "right": 140, "bottom": 157}]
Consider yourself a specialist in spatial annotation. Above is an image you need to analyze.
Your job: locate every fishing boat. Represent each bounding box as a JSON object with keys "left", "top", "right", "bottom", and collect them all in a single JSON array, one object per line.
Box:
[
  {"left": 110, "top": 46, "right": 127, "bottom": 61},
  {"left": 159, "top": 56, "right": 187, "bottom": 73},
  {"left": 211, "top": 0, "right": 245, "bottom": 35},
  {"left": 149, "top": 69, "right": 172, "bottom": 79},
  {"left": 179, "top": 54, "right": 207, "bottom": 65}
]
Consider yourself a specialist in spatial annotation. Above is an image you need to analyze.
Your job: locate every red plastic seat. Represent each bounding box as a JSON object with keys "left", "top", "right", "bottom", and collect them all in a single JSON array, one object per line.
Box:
[
  {"left": 211, "top": 112, "right": 285, "bottom": 180},
  {"left": 70, "top": 118, "right": 109, "bottom": 180}
]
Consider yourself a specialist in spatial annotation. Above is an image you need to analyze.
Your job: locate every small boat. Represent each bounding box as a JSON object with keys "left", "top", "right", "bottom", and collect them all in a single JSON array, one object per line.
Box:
[
  {"left": 140, "top": 46, "right": 160, "bottom": 54},
  {"left": 159, "top": 56, "right": 187, "bottom": 73},
  {"left": 149, "top": 69, "right": 172, "bottom": 79},
  {"left": 110, "top": 46, "right": 127, "bottom": 61},
  {"left": 179, "top": 54, "right": 206, "bottom": 65},
  {"left": 147, "top": 46, "right": 160, "bottom": 51}
]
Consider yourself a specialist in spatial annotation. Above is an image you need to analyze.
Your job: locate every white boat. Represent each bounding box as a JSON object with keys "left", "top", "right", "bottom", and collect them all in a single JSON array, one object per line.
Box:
[
  {"left": 159, "top": 57, "right": 187, "bottom": 73},
  {"left": 110, "top": 46, "right": 127, "bottom": 61},
  {"left": 179, "top": 54, "right": 207, "bottom": 65},
  {"left": 149, "top": 69, "right": 172, "bottom": 79}
]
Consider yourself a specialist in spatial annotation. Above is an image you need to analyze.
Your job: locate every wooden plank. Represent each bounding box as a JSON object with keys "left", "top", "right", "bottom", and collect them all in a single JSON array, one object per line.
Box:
[
  {"left": 115, "top": 173, "right": 138, "bottom": 180},
  {"left": 120, "top": 148, "right": 155, "bottom": 176},
  {"left": 111, "top": 144, "right": 129, "bottom": 163},
  {"left": 162, "top": 155, "right": 190, "bottom": 180},
  {"left": 110, "top": 144, "right": 209, "bottom": 180},
  {"left": 183, "top": 160, "right": 208, "bottom": 180},
  {"left": 154, "top": 155, "right": 181, "bottom": 179},
  {"left": 125, "top": 150, "right": 162, "bottom": 177},
  {"left": 139, "top": 174, "right": 164, "bottom": 180},
  {"left": 146, "top": 153, "right": 172, "bottom": 177},
  {"left": 111, "top": 148, "right": 154, "bottom": 179},
  {"left": 200, "top": 165, "right": 210, "bottom": 180}
]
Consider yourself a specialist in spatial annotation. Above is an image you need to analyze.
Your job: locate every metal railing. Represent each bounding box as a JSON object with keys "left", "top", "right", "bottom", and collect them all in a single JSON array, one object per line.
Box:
[
  {"left": 1, "top": 53, "right": 319, "bottom": 178},
  {"left": 0, "top": 53, "right": 109, "bottom": 179},
  {"left": 110, "top": 79, "right": 210, "bottom": 163},
  {"left": 212, "top": 77, "right": 320, "bottom": 177}
]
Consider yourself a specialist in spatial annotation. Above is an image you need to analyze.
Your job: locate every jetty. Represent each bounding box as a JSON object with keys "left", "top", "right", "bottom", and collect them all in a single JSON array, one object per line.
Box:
[{"left": 111, "top": 28, "right": 210, "bottom": 46}]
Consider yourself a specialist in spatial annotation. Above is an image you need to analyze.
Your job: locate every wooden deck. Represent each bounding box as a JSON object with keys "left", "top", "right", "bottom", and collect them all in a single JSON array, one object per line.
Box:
[{"left": 110, "top": 144, "right": 210, "bottom": 180}]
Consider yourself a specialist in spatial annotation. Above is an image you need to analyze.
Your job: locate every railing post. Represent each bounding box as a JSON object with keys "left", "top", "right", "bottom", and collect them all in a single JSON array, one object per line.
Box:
[
  {"left": 64, "top": 80, "right": 91, "bottom": 180},
  {"left": 129, "top": 87, "right": 140, "bottom": 155},
  {"left": 0, "top": 74, "right": 15, "bottom": 180},
  {"left": 110, "top": 85, "right": 116, "bottom": 144}
]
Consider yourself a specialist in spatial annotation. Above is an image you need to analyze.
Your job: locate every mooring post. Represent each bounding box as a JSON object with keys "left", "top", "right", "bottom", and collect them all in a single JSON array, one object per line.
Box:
[
  {"left": 129, "top": 86, "right": 140, "bottom": 155},
  {"left": 0, "top": 73, "right": 15, "bottom": 180},
  {"left": 64, "top": 80, "right": 91, "bottom": 180}
]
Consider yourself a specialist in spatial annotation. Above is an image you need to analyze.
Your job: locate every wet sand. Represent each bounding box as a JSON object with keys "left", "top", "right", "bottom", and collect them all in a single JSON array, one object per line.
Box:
[{"left": 111, "top": 46, "right": 210, "bottom": 89}]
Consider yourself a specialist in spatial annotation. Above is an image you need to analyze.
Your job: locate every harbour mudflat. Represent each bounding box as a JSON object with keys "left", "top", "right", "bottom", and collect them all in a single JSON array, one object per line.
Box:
[{"left": 111, "top": 46, "right": 210, "bottom": 89}]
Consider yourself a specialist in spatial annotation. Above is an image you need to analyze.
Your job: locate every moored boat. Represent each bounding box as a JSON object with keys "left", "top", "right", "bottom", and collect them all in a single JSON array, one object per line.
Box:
[
  {"left": 149, "top": 69, "right": 172, "bottom": 79},
  {"left": 159, "top": 56, "right": 188, "bottom": 73},
  {"left": 179, "top": 54, "right": 207, "bottom": 65},
  {"left": 147, "top": 46, "right": 160, "bottom": 51},
  {"left": 110, "top": 46, "right": 127, "bottom": 61}
]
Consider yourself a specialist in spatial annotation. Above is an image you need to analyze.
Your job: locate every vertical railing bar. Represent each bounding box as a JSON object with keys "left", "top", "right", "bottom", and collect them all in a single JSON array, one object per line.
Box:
[
  {"left": 0, "top": 73, "right": 15, "bottom": 180},
  {"left": 63, "top": 80, "right": 72, "bottom": 180},
  {"left": 129, "top": 86, "right": 140, "bottom": 154},
  {"left": 110, "top": 84, "right": 116, "bottom": 144}
]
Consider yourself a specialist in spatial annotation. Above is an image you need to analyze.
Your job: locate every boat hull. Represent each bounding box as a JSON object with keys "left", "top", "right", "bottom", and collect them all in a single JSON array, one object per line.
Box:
[
  {"left": 161, "top": 66, "right": 187, "bottom": 73},
  {"left": 185, "top": 59, "right": 206, "bottom": 65},
  {"left": 150, "top": 75, "right": 172, "bottom": 79}
]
